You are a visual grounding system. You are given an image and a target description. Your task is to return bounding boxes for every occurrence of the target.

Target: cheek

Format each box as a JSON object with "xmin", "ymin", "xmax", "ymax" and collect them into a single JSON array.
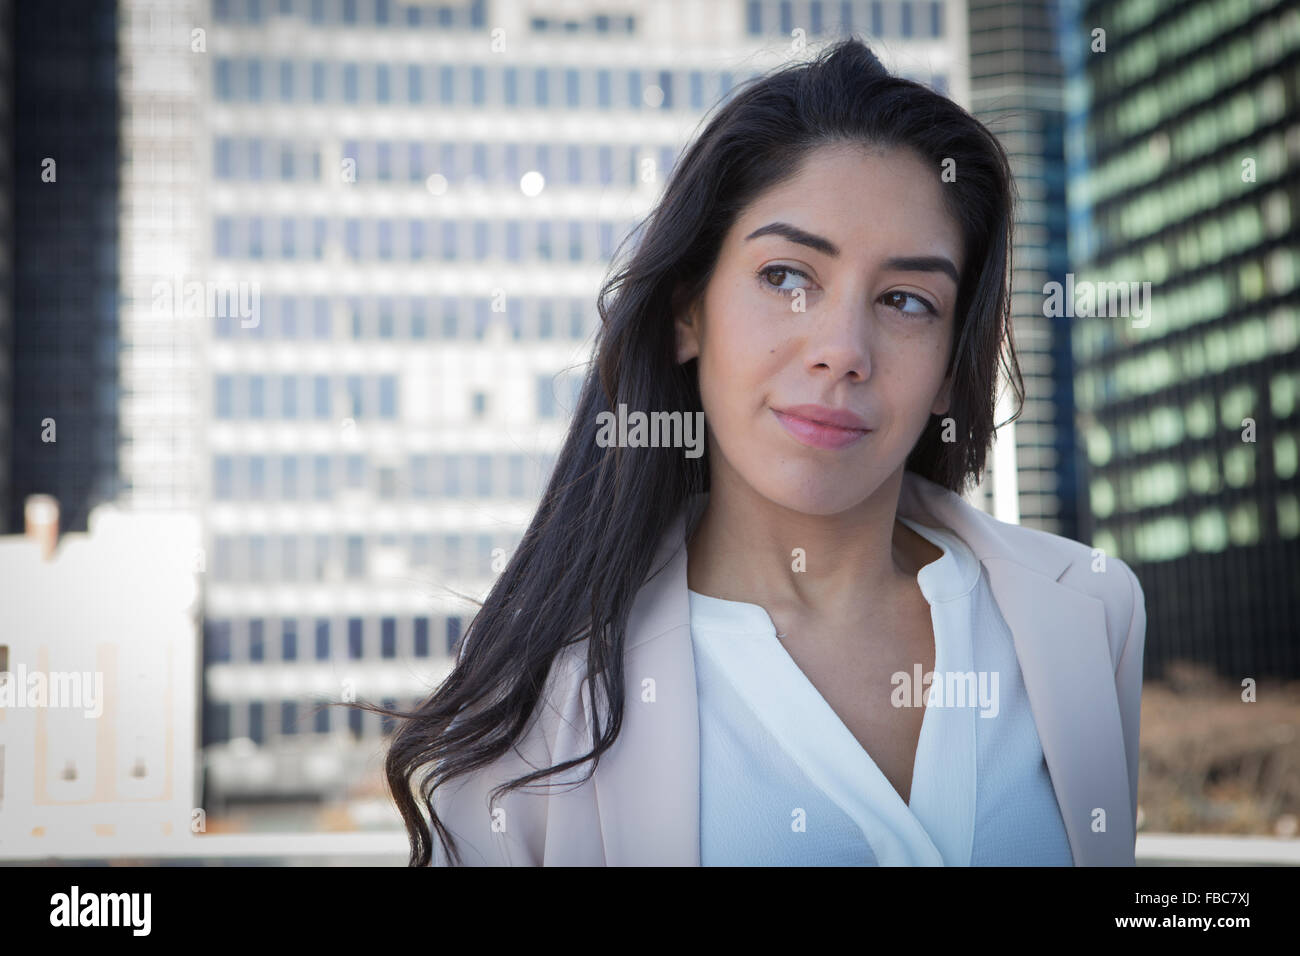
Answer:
[{"xmin": 700, "ymin": 288, "xmax": 778, "ymax": 389}]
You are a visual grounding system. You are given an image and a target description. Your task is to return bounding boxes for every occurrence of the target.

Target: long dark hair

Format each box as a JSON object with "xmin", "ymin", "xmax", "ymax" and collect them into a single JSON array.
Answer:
[{"xmin": 353, "ymin": 35, "xmax": 1024, "ymax": 866}]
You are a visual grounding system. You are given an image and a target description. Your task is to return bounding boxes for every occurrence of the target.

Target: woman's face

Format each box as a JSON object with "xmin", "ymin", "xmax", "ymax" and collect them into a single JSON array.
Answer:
[{"xmin": 676, "ymin": 143, "xmax": 963, "ymax": 516}]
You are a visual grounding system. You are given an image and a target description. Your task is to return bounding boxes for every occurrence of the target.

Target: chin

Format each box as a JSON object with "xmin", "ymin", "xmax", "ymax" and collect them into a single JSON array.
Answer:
[{"xmin": 751, "ymin": 473, "xmax": 875, "ymax": 518}]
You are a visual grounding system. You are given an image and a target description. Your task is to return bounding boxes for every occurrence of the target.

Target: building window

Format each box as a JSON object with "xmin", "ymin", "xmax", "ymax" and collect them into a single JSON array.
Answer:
[
  {"xmin": 281, "ymin": 455, "xmax": 299, "ymax": 499},
  {"xmin": 248, "ymin": 139, "xmax": 264, "ymax": 180},
  {"xmin": 410, "ymin": 298, "xmax": 427, "ymax": 338},
  {"xmin": 313, "ymin": 454, "xmax": 331, "ymax": 499},
  {"xmin": 249, "ymin": 701, "xmax": 264, "ymax": 745},
  {"xmin": 214, "ymin": 455, "xmax": 234, "ymax": 500},
  {"xmin": 248, "ymin": 618, "xmax": 265, "ymax": 662},
  {"xmin": 213, "ymin": 536, "xmax": 234, "ymax": 581},
  {"xmin": 569, "ymin": 221, "xmax": 583, "ymax": 261},
  {"xmin": 508, "ymin": 455, "xmax": 526, "ymax": 497},
  {"xmin": 205, "ymin": 619, "xmax": 232, "ymax": 664},
  {"xmin": 442, "ymin": 457, "xmax": 461, "ymax": 496},
  {"xmin": 348, "ymin": 617, "xmax": 364, "ymax": 658},
  {"xmin": 627, "ymin": 70, "xmax": 641, "ymax": 109},
  {"xmin": 282, "ymin": 619, "xmax": 298, "ymax": 661},
  {"xmin": 657, "ymin": 70, "xmax": 673, "ymax": 109},
  {"xmin": 315, "ymin": 618, "xmax": 330, "ymax": 660},
  {"xmin": 281, "ymin": 376, "xmax": 298, "ymax": 419},
  {"xmin": 505, "ymin": 220, "xmax": 521, "ymax": 261},
  {"xmin": 414, "ymin": 617, "xmax": 429, "ymax": 657},
  {"xmin": 248, "ymin": 375, "xmax": 265, "ymax": 419},
  {"xmin": 504, "ymin": 66, "xmax": 518, "ymax": 106},
  {"xmin": 534, "ymin": 67, "xmax": 548, "ymax": 107},
  {"xmin": 248, "ymin": 456, "xmax": 266, "ymax": 500},
  {"xmin": 381, "ymin": 697, "xmax": 399, "ymax": 736},
  {"xmin": 313, "ymin": 375, "xmax": 331, "ymax": 419},
  {"xmin": 441, "ymin": 297, "xmax": 459, "ymax": 338},
  {"xmin": 281, "ymin": 700, "xmax": 298, "ymax": 735},
  {"xmin": 215, "ymin": 137, "xmax": 233, "ymax": 178},
  {"xmin": 280, "ymin": 533, "xmax": 299, "ymax": 578},
  {"xmin": 537, "ymin": 374, "xmax": 557, "ymax": 419},
  {"xmin": 441, "ymin": 220, "xmax": 457, "ymax": 260},
  {"xmin": 411, "ymin": 455, "xmax": 430, "ymax": 497},
  {"xmin": 346, "ymin": 535, "xmax": 365, "ymax": 578},
  {"xmin": 278, "ymin": 60, "xmax": 294, "ymax": 101},
  {"xmin": 439, "ymin": 65, "xmax": 455, "ymax": 105},
  {"xmin": 344, "ymin": 218, "xmax": 361, "ymax": 259},
  {"xmin": 215, "ymin": 217, "xmax": 234, "ymax": 258},
  {"xmin": 346, "ymin": 375, "xmax": 363, "ymax": 417},
  {"xmin": 215, "ymin": 58, "xmax": 234, "ymax": 99},
  {"xmin": 204, "ymin": 700, "xmax": 231, "ymax": 746},
  {"xmin": 214, "ymin": 374, "xmax": 235, "ymax": 418},
  {"xmin": 248, "ymin": 217, "xmax": 264, "ymax": 258},
  {"xmin": 345, "ymin": 454, "xmax": 365, "ymax": 490},
  {"xmin": 379, "ymin": 376, "xmax": 397, "ymax": 419},
  {"xmin": 381, "ymin": 618, "xmax": 397, "ymax": 658}
]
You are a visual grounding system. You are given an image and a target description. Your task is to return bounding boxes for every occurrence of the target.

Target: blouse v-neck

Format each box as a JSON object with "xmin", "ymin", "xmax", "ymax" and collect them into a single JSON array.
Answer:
[{"xmin": 687, "ymin": 516, "xmax": 985, "ymax": 865}]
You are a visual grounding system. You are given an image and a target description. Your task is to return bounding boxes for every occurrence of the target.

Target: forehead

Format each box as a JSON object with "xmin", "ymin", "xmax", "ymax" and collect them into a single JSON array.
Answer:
[{"xmin": 729, "ymin": 144, "xmax": 962, "ymax": 266}]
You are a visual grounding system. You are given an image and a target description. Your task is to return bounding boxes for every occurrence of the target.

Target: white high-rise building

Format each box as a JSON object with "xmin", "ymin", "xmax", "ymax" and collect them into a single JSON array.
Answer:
[{"xmin": 189, "ymin": 0, "xmax": 964, "ymax": 819}]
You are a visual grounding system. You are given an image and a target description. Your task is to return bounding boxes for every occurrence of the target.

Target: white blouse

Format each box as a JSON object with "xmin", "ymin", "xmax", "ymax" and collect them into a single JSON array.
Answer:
[{"xmin": 688, "ymin": 515, "xmax": 1074, "ymax": 866}]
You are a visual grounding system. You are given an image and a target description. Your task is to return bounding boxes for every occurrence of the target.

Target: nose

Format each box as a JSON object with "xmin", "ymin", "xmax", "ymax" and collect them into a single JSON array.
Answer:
[{"xmin": 805, "ymin": 293, "xmax": 872, "ymax": 382}]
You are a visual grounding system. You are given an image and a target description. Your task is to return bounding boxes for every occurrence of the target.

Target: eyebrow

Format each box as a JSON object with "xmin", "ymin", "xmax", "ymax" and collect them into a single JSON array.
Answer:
[{"xmin": 744, "ymin": 221, "xmax": 960, "ymax": 285}]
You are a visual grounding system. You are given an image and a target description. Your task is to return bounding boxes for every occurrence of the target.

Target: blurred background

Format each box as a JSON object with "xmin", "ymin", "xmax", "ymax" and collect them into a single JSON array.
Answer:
[{"xmin": 0, "ymin": 0, "xmax": 1296, "ymax": 866}]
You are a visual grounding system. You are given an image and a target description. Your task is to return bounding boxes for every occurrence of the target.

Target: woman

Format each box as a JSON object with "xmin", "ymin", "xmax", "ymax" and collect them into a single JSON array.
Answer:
[{"xmin": 374, "ymin": 37, "xmax": 1146, "ymax": 866}]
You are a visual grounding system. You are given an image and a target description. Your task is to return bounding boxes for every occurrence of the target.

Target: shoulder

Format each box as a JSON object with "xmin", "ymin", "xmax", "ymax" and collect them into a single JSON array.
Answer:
[
  {"xmin": 984, "ymin": 514, "xmax": 1145, "ymax": 667},
  {"xmin": 977, "ymin": 511, "xmax": 1141, "ymax": 611}
]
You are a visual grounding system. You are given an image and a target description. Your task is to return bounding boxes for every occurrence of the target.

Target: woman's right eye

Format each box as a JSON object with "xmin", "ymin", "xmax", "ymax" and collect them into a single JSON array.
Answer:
[{"xmin": 756, "ymin": 265, "xmax": 814, "ymax": 296}]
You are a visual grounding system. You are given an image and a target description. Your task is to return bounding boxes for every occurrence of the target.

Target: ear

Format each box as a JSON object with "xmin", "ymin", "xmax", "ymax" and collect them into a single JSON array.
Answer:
[
  {"xmin": 675, "ymin": 296, "xmax": 701, "ymax": 364},
  {"xmin": 931, "ymin": 372, "xmax": 953, "ymax": 417}
]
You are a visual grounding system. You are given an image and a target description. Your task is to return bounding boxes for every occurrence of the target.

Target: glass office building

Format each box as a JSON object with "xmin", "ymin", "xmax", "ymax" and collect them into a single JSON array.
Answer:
[
  {"xmin": 1066, "ymin": 0, "xmax": 1300, "ymax": 676},
  {"xmin": 9, "ymin": 0, "xmax": 122, "ymax": 534},
  {"xmin": 967, "ymin": 0, "xmax": 1079, "ymax": 538}
]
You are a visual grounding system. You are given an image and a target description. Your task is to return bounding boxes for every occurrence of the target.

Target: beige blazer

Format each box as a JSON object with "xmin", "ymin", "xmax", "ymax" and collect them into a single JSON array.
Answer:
[{"xmin": 432, "ymin": 469, "xmax": 1146, "ymax": 866}]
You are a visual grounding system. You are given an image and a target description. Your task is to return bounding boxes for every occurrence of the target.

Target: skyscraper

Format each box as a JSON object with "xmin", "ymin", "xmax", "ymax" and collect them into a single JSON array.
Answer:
[
  {"xmin": 967, "ymin": 0, "xmax": 1078, "ymax": 538},
  {"xmin": 1066, "ymin": 0, "xmax": 1300, "ymax": 676},
  {"xmin": 9, "ymin": 0, "xmax": 122, "ymax": 534}
]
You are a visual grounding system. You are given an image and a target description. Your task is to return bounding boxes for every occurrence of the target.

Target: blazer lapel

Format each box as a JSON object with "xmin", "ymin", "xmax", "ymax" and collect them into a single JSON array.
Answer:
[
  {"xmin": 899, "ymin": 474, "xmax": 1136, "ymax": 865},
  {"xmin": 978, "ymin": 558, "xmax": 1136, "ymax": 865},
  {"xmin": 590, "ymin": 472, "xmax": 1134, "ymax": 866},
  {"xmin": 587, "ymin": 505, "xmax": 700, "ymax": 865}
]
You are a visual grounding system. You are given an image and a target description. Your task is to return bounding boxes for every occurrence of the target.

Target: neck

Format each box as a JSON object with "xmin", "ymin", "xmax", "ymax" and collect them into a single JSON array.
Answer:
[{"xmin": 685, "ymin": 466, "xmax": 939, "ymax": 626}]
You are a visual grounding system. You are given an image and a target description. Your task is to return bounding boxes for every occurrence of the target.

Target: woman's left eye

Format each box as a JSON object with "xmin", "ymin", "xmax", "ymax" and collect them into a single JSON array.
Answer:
[
  {"xmin": 881, "ymin": 290, "xmax": 938, "ymax": 316},
  {"xmin": 756, "ymin": 265, "xmax": 814, "ymax": 295}
]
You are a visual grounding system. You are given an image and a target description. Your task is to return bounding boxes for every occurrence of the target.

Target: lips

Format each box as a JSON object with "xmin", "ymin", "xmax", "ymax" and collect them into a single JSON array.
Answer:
[
  {"xmin": 772, "ymin": 406, "xmax": 872, "ymax": 450},
  {"xmin": 775, "ymin": 404, "xmax": 872, "ymax": 431}
]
